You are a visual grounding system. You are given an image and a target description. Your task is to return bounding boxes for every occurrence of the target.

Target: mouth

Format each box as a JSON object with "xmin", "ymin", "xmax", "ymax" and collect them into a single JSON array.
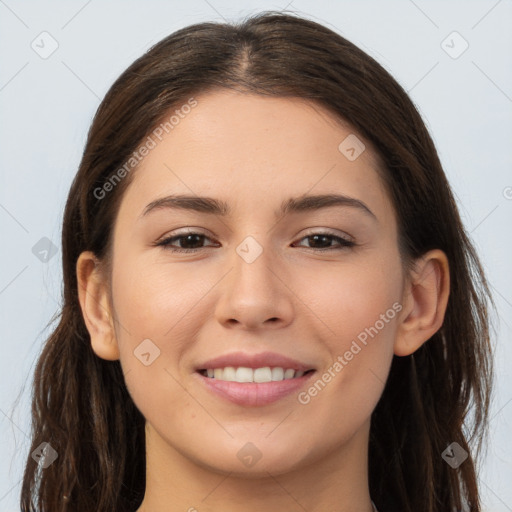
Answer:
[
  {"xmin": 195, "ymin": 367, "xmax": 316, "ymax": 407},
  {"xmin": 193, "ymin": 351, "xmax": 317, "ymax": 406},
  {"xmin": 197, "ymin": 367, "xmax": 316, "ymax": 382},
  {"xmin": 194, "ymin": 350, "xmax": 316, "ymax": 382}
]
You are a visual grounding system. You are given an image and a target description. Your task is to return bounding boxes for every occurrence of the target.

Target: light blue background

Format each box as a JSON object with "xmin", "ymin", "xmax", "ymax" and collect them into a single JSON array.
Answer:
[{"xmin": 1, "ymin": 1, "xmax": 511, "ymax": 510}]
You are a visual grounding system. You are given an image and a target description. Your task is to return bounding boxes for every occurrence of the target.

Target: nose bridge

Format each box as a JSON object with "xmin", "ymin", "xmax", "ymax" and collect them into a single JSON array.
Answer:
[{"xmin": 214, "ymin": 233, "xmax": 293, "ymax": 328}]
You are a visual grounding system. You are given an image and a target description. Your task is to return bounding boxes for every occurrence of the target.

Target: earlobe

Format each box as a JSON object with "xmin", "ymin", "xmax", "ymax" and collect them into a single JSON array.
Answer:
[
  {"xmin": 394, "ymin": 249, "xmax": 450, "ymax": 357},
  {"xmin": 76, "ymin": 251, "xmax": 120, "ymax": 361}
]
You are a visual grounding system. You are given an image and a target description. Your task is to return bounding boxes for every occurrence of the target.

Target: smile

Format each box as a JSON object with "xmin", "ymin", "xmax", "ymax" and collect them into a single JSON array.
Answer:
[
  {"xmin": 198, "ymin": 366, "xmax": 315, "ymax": 382},
  {"xmin": 195, "ymin": 368, "xmax": 317, "ymax": 407}
]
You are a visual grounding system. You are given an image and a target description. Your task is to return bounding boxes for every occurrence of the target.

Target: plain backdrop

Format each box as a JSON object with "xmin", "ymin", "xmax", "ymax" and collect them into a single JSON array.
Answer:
[{"xmin": 1, "ymin": 0, "xmax": 511, "ymax": 510}]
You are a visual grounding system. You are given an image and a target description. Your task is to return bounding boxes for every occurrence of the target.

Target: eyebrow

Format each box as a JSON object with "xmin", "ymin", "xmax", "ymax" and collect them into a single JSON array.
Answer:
[{"xmin": 140, "ymin": 193, "xmax": 377, "ymax": 220}]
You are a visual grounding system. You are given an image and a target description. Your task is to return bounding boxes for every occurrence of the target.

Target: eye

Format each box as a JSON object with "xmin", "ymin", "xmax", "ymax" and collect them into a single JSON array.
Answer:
[
  {"xmin": 292, "ymin": 231, "xmax": 355, "ymax": 251},
  {"xmin": 154, "ymin": 230, "xmax": 217, "ymax": 253},
  {"xmin": 153, "ymin": 230, "xmax": 356, "ymax": 253}
]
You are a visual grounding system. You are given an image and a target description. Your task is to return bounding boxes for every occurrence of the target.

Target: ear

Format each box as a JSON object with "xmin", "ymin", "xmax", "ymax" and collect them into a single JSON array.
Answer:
[
  {"xmin": 394, "ymin": 249, "xmax": 450, "ymax": 357},
  {"xmin": 76, "ymin": 251, "xmax": 120, "ymax": 361}
]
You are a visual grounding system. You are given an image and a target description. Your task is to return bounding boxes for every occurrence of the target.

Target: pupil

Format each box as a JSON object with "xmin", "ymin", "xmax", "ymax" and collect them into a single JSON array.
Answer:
[
  {"xmin": 310, "ymin": 235, "xmax": 329, "ymax": 248},
  {"xmin": 182, "ymin": 234, "xmax": 203, "ymax": 248}
]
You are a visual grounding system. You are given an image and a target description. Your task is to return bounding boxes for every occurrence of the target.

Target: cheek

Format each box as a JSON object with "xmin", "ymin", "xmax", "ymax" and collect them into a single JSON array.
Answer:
[
  {"xmin": 303, "ymin": 250, "xmax": 403, "ymax": 344},
  {"xmin": 297, "ymin": 253, "xmax": 402, "ymax": 421},
  {"xmin": 110, "ymin": 250, "xmax": 203, "ymax": 342},
  {"xmin": 110, "ymin": 256, "xmax": 200, "ymax": 424}
]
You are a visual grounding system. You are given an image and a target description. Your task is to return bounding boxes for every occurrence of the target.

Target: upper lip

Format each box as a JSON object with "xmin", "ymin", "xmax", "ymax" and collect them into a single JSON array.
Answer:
[{"xmin": 196, "ymin": 351, "xmax": 316, "ymax": 372}]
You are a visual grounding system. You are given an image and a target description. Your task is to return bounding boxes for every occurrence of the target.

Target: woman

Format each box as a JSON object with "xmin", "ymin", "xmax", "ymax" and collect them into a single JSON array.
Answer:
[{"xmin": 20, "ymin": 11, "xmax": 494, "ymax": 512}]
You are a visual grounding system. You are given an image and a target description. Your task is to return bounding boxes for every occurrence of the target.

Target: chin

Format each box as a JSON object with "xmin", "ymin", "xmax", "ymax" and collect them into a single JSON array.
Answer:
[{"xmin": 186, "ymin": 439, "xmax": 308, "ymax": 477}]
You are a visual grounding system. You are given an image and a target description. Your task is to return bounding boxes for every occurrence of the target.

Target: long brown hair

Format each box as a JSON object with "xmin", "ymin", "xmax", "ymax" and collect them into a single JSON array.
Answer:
[{"xmin": 20, "ymin": 11, "xmax": 494, "ymax": 511}]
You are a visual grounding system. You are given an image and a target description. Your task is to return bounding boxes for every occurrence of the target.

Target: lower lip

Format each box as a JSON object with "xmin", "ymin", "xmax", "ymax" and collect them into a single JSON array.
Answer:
[{"xmin": 195, "ymin": 371, "xmax": 316, "ymax": 407}]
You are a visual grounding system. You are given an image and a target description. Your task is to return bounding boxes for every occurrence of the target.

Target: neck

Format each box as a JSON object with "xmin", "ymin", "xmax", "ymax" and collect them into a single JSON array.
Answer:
[{"xmin": 136, "ymin": 420, "xmax": 374, "ymax": 512}]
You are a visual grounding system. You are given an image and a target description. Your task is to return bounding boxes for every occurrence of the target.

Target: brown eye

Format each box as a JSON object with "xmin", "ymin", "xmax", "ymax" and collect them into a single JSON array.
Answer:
[
  {"xmin": 293, "ymin": 232, "xmax": 355, "ymax": 251},
  {"xmin": 155, "ymin": 231, "xmax": 217, "ymax": 253}
]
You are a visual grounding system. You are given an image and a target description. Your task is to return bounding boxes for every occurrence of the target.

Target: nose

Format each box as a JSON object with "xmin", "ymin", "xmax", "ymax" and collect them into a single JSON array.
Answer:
[{"xmin": 214, "ymin": 239, "xmax": 294, "ymax": 331}]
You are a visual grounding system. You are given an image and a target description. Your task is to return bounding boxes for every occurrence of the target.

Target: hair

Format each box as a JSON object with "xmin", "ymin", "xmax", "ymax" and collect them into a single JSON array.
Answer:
[{"xmin": 20, "ymin": 10, "xmax": 494, "ymax": 512}]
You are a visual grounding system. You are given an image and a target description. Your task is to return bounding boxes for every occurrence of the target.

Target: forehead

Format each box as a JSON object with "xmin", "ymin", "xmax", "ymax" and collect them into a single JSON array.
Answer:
[{"xmin": 117, "ymin": 90, "xmax": 393, "ymax": 226}]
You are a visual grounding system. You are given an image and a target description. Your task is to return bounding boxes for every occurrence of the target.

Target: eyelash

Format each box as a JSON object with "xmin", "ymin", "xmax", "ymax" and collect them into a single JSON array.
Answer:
[{"xmin": 154, "ymin": 230, "xmax": 356, "ymax": 253}]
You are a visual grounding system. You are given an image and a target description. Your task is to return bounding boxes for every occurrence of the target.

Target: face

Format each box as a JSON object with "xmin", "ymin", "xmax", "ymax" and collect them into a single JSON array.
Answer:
[{"xmin": 104, "ymin": 90, "xmax": 406, "ymax": 476}]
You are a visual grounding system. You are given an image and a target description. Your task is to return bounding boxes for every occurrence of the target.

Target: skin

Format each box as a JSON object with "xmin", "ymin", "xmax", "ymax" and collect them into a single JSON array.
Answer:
[{"xmin": 77, "ymin": 89, "xmax": 450, "ymax": 512}]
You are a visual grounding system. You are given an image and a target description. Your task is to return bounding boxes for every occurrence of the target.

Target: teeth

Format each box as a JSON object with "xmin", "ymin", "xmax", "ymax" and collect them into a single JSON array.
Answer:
[
  {"xmin": 271, "ymin": 367, "xmax": 284, "ymax": 380},
  {"xmin": 223, "ymin": 367, "xmax": 236, "ymax": 381},
  {"xmin": 236, "ymin": 367, "xmax": 253, "ymax": 382},
  {"xmin": 202, "ymin": 366, "xmax": 309, "ymax": 382},
  {"xmin": 284, "ymin": 369, "xmax": 295, "ymax": 379},
  {"xmin": 253, "ymin": 367, "xmax": 271, "ymax": 383}
]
